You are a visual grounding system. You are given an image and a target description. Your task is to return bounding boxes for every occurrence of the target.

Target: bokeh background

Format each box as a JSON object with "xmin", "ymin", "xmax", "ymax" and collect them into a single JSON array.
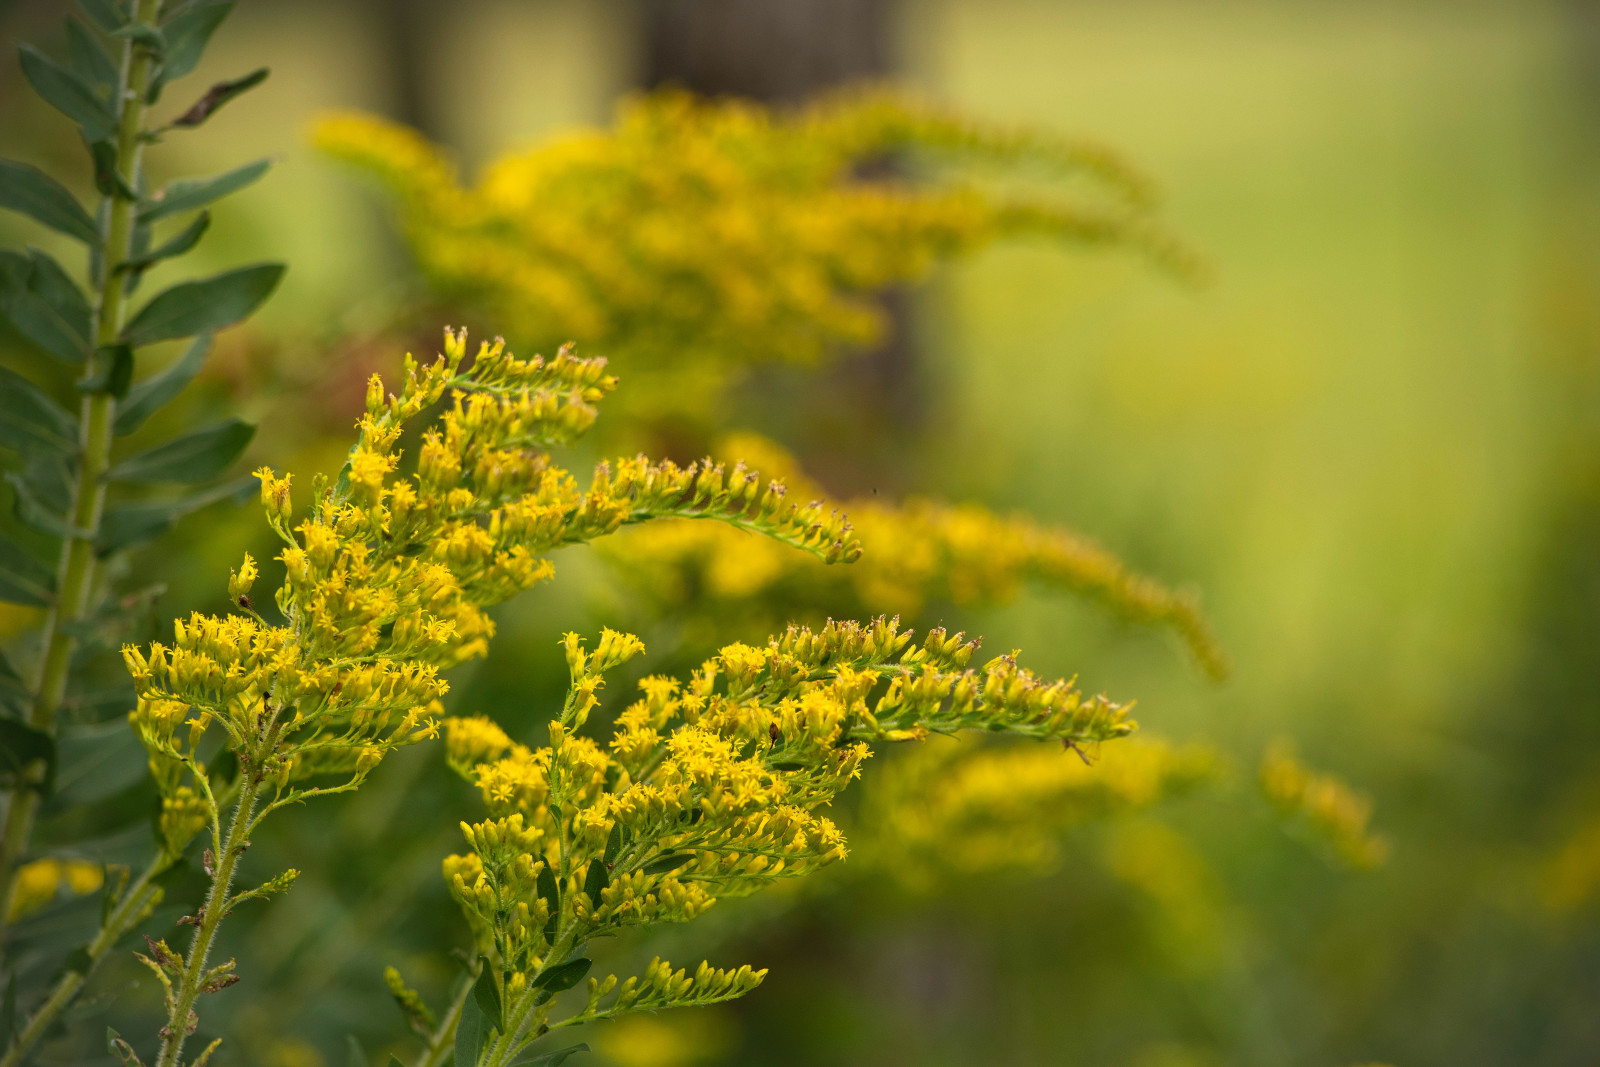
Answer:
[{"xmin": 4, "ymin": 1, "xmax": 1599, "ymax": 1064}]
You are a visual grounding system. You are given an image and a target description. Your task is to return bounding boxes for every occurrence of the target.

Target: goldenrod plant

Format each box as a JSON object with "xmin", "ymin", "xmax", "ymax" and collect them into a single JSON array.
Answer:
[
  {"xmin": 0, "ymin": 2, "xmax": 278, "ymax": 1062},
  {"xmin": 313, "ymin": 89, "xmax": 1201, "ymax": 422}
]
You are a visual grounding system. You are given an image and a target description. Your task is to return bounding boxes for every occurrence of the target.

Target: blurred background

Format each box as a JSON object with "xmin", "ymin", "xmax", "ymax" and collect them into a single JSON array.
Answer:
[{"xmin": 3, "ymin": 0, "xmax": 1599, "ymax": 1064}]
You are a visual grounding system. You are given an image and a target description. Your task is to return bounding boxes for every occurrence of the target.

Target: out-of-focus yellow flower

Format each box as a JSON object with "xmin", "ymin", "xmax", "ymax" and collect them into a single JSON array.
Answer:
[
  {"xmin": 1260, "ymin": 739, "xmax": 1388, "ymax": 870},
  {"xmin": 314, "ymin": 89, "xmax": 1195, "ymax": 419},
  {"xmin": 6, "ymin": 857, "xmax": 104, "ymax": 921}
]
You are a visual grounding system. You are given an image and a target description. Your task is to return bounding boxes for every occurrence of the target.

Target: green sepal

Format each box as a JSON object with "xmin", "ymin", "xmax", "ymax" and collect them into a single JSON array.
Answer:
[
  {"xmin": 507, "ymin": 1045, "xmax": 589, "ymax": 1067},
  {"xmin": 0, "ymin": 717, "xmax": 57, "ymax": 797},
  {"xmin": 171, "ymin": 67, "xmax": 268, "ymax": 128},
  {"xmin": 532, "ymin": 957, "xmax": 591, "ymax": 993},
  {"xmin": 0, "ymin": 531, "xmax": 56, "ymax": 608},
  {"xmin": 120, "ymin": 211, "xmax": 209, "ymax": 279},
  {"xmin": 108, "ymin": 417, "xmax": 252, "ymax": 483},
  {"xmin": 0, "ymin": 248, "xmax": 94, "ymax": 362},
  {"xmin": 121, "ymin": 261, "xmax": 284, "ymax": 345},
  {"xmin": 115, "ymin": 333, "xmax": 209, "ymax": 436},
  {"xmin": 78, "ymin": 0, "xmax": 129, "ymax": 33},
  {"xmin": 65, "ymin": 17, "xmax": 119, "ymax": 91},
  {"xmin": 80, "ymin": 343, "xmax": 135, "ymax": 398},
  {"xmin": 17, "ymin": 43, "xmax": 117, "ymax": 143},
  {"xmin": 0, "ymin": 363, "xmax": 79, "ymax": 455},
  {"xmin": 473, "ymin": 959, "xmax": 502, "ymax": 1028},
  {"xmin": 138, "ymin": 158, "xmax": 270, "ymax": 224},
  {"xmin": 96, "ymin": 474, "xmax": 254, "ymax": 552}
]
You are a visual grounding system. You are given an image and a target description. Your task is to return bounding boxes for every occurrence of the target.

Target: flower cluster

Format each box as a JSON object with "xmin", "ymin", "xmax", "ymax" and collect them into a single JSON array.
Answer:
[
  {"xmin": 602, "ymin": 432, "xmax": 1229, "ymax": 677},
  {"xmin": 1259, "ymin": 740, "xmax": 1388, "ymax": 869},
  {"xmin": 438, "ymin": 617, "xmax": 1131, "ymax": 1059},
  {"xmin": 123, "ymin": 331, "xmax": 864, "ymax": 843},
  {"xmin": 855, "ymin": 735, "xmax": 1221, "ymax": 889},
  {"xmin": 313, "ymin": 89, "xmax": 1195, "ymax": 416}
]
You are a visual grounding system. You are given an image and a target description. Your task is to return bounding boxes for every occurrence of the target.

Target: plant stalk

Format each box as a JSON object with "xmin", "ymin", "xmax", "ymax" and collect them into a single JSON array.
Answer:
[
  {"xmin": 0, "ymin": 0, "xmax": 162, "ymax": 938},
  {"xmin": 0, "ymin": 854, "xmax": 169, "ymax": 1067},
  {"xmin": 154, "ymin": 774, "xmax": 261, "ymax": 1067}
]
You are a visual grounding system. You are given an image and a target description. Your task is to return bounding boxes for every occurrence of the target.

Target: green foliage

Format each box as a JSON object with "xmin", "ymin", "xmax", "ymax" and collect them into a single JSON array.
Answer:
[{"xmin": 0, "ymin": 2, "xmax": 278, "ymax": 1063}]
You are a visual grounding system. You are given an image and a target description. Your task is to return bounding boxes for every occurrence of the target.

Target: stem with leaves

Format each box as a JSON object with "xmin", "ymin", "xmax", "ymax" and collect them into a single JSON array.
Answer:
[{"xmin": 0, "ymin": 0, "xmax": 163, "ymax": 956}]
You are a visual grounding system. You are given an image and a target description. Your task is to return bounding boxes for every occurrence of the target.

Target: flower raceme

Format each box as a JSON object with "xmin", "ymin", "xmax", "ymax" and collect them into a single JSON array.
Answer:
[
  {"xmin": 115, "ymin": 329, "xmax": 867, "ymax": 1065},
  {"xmin": 433, "ymin": 617, "xmax": 1133, "ymax": 1063}
]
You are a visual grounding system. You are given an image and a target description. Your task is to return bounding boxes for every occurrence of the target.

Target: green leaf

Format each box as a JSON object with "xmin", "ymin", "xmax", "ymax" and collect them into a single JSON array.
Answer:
[
  {"xmin": 121, "ymin": 262, "xmax": 283, "ymax": 344},
  {"xmin": 388, "ymin": 1058, "xmax": 406, "ymax": 1067},
  {"xmin": 507, "ymin": 1045, "xmax": 589, "ymax": 1067},
  {"xmin": 77, "ymin": 0, "xmax": 129, "ymax": 33},
  {"xmin": 639, "ymin": 853, "xmax": 691, "ymax": 876},
  {"xmin": 0, "ymin": 717, "xmax": 57, "ymax": 796},
  {"xmin": 65, "ymin": 18, "xmax": 119, "ymax": 91},
  {"xmin": 345, "ymin": 1034, "xmax": 366, "ymax": 1067},
  {"xmin": 139, "ymin": 158, "xmax": 270, "ymax": 223},
  {"xmin": 51, "ymin": 719, "xmax": 146, "ymax": 806},
  {"xmin": 603, "ymin": 821, "xmax": 622, "ymax": 866},
  {"xmin": 96, "ymin": 474, "xmax": 253, "ymax": 551},
  {"xmin": 171, "ymin": 67, "xmax": 268, "ymax": 128},
  {"xmin": 90, "ymin": 140, "xmax": 138, "ymax": 201},
  {"xmin": 153, "ymin": 2, "xmax": 232, "ymax": 87},
  {"xmin": 17, "ymin": 43, "xmax": 116, "ymax": 143},
  {"xmin": 455, "ymin": 983, "xmax": 487, "ymax": 1067},
  {"xmin": 0, "ymin": 157, "xmax": 98, "ymax": 243},
  {"xmin": 121, "ymin": 211, "xmax": 209, "ymax": 277},
  {"xmin": 0, "ymin": 532, "xmax": 52, "ymax": 608},
  {"xmin": 116, "ymin": 333, "xmax": 208, "ymax": 436},
  {"xmin": 532, "ymin": 958, "xmax": 591, "ymax": 993},
  {"xmin": 19, "ymin": 450, "xmax": 75, "ymax": 517},
  {"xmin": 583, "ymin": 857, "xmax": 608, "ymax": 906},
  {"xmin": 7, "ymin": 471, "xmax": 77, "ymax": 539},
  {"xmin": 0, "ymin": 364, "xmax": 78, "ymax": 455},
  {"xmin": 108, "ymin": 417, "xmax": 253, "ymax": 483},
  {"xmin": 0, "ymin": 248, "xmax": 94, "ymax": 363},
  {"xmin": 473, "ymin": 961, "xmax": 501, "ymax": 1028},
  {"xmin": 80, "ymin": 343, "xmax": 135, "ymax": 398}
]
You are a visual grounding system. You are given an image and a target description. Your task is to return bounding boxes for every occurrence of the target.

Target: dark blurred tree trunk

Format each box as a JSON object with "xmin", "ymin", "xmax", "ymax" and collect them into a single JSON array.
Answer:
[
  {"xmin": 638, "ymin": 0, "xmax": 922, "ymax": 492},
  {"xmin": 369, "ymin": 0, "xmax": 446, "ymax": 141}
]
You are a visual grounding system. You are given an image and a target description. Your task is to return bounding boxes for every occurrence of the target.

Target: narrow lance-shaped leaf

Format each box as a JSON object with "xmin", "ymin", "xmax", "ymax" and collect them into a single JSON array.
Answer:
[
  {"xmin": 91, "ymin": 141, "xmax": 139, "ymax": 202},
  {"xmin": 454, "ymin": 985, "xmax": 487, "ymax": 1067},
  {"xmin": 139, "ymin": 158, "xmax": 270, "ymax": 223},
  {"xmin": 96, "ymin": 475, "xmax": 255, "ymax": 552},
  {"xmin": 0, "ymin": 531, "xmax": 55, "ymax": 608},
  {"xmin": 120, "ymin": 211, "xmax": 209, "ymax": 278},
  {"xmin": 77, "ymin": 0, "xmax": 129, "ymax": 33},
  {"xmin": 149, "ymin": 1, "xmax": 233, "ymax": 93},
  {"xmin": 0, "ymin": 248, "xmax": 94, "ymax": 363},
  {"xmin": 116, "ymin": 333, "xmax": 210, "ymax": 436},
  {"xmin": 80, "ymin": 343, "xmax": 135, "ymax": 398},
  {"xmin": 171, "ymin": 67, "xmax": 268, "ymax": 128},
  {"xmin": 0, "ymin": 159, "xmax": 99, "ymax": 244},
  {"xmin": 507, "ymin": 1046, "xmax": 589, "ymax": 1067},
  {"xmin": 17, "ymin": 43, "xmax": 117, "ymax": 142},
  {"xmin": 65, "ymin": 17, "xmax": 119, "ymax": 91},
  {"xmin": 6, "ymin": 471, "xmax": 78, "ymax": 539},
  {"xmin": 121, "ymin": 262, "xmax": 284, "ymax": 345},
  {"xmin": 108, "ymin": 418, "xmax": 253, "ymax": 483},
  {"xmin": 0, "ymin": 364, "xmax": 79, "ymax": 455}
]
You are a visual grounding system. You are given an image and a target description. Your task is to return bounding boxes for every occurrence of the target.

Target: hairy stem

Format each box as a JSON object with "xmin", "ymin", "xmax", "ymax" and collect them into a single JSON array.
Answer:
[
  {"xmin": 479, "ymin": 925, "xmax": 579, "ymax": 1067},
  {"xmin": 155, "ymin": 773, "xmax": 261, "ymax": 1067},
  {"xmin": 0, "ymin": 853, "xmax": 170, "ymax": 1067},
  {"xmin": 0, "ymin": 0, "xmax": 162, "ymax": 939}
]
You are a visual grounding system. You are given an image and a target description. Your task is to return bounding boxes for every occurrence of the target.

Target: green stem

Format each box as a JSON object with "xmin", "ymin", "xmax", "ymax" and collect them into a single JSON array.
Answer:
[
  {"xmin": 155, "ymin": 774, "xmax": 262, "ymax": 1067},
  {"xmin": 0, "ymin": 0, "xmax": 162, "ymax": 939},
  {"xmin": 414, "ymin": 966, "xmax": 477, "ymax": 1067},
  {"xmin": 479, "ymin": 926, "xmax": 579, "ymax": 1067},
  {"xmin": 0, "ymin": 853, "xmax": 170, "ymax": 1067}
]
